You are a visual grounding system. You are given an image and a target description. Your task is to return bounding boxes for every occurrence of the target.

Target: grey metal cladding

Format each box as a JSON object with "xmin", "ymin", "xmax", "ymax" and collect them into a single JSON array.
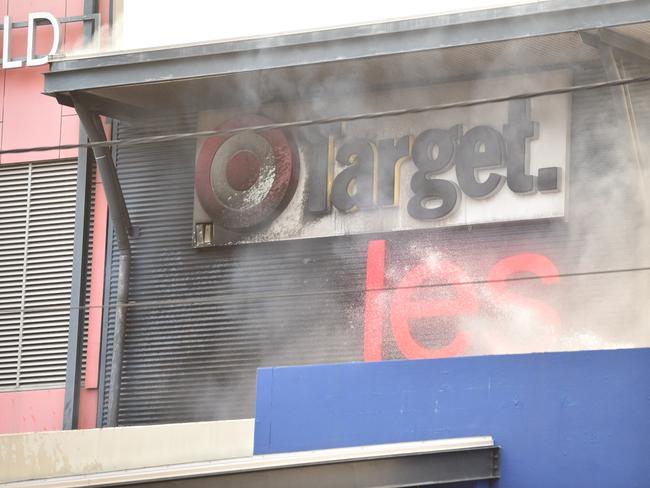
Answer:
[{"xmin": 44, "ymin": 1, "xmax": 650, "ymax": 95}]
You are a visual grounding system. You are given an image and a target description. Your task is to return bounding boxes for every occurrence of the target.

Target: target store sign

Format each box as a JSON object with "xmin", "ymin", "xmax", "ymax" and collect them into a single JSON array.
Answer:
[{"xmin": 193, "ymin": 71, "xmax": 570, "ymax": 246}]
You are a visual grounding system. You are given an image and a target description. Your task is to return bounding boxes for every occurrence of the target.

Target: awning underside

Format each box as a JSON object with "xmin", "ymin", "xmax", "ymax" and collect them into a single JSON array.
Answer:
[{"xmin": 43, "ymin": 1, "xmax": 650, "ymax": 121}]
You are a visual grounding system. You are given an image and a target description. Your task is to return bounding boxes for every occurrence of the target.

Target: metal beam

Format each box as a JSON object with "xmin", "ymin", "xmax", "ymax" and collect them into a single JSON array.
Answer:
[
  {"xmin": 599, "ymin": 28, "xmax": 650, "ymax": 63},
  {"xmin": 580, "ymin": 28, "xmax": 650, "ymax": 65},
  {"xmin": 4, "ymin": 437, "xmax": 500, "ymax": 488},
  {"xmin": 96, "ymin": 210, "xmax": 115, "ymax": 428},
  {"xmin": 44, "ymin": 0, "xmax": 650, "ymax": 94},
  {"xmin": 152, "ymin": 448, "xmax": 500, "ymax": 488},
  {"xmin": 72, "ymin": 97, "xmax": 132, "ymax": 251},
  {"xmin": 62, "ymin": 128, "xmax": 93, "ymax": 430},
  {"xmin": 58, "ymin": 91, "xmax": 145, "ymax": 120},
  {"xmin": 82, "ymin": 0, "xmax": 98, "ymax": 40},
  {"xmin": 62, "ymin": 0, "xmax": 102, "ymax": 431},
  {"xmin": 106, "ymin": 252, "xmax": 129, "ymax": 427},
  {"xmin": 71, "ymin": 96, "xmax": 133, "ymax": 427},
  {"xmin": 0, "ymin": 14, "xmax": 100, "ymax": 30}
]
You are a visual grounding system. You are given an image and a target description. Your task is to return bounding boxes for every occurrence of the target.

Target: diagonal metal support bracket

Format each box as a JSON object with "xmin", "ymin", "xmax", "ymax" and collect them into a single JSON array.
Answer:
[
  {"xmin": 72, "ymin": 95, "xmax": 133, "ymax": 427},
  {"xmin": 580, "ymin": 28, "xmax": 650, "ymax": 65},
  {"xmin": 72, "ymin": 95, "xmax": 133, "ymax": 251}
]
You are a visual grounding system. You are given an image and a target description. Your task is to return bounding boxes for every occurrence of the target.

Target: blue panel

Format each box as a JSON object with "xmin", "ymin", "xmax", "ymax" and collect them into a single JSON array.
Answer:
[{"xmin": 254, "ymin": 348, "xmax": 650, "ymax": 488}]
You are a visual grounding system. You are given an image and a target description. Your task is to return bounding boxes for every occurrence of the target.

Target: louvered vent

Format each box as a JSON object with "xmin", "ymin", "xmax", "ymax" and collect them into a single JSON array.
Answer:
[{"xmin": 0, "ymin": 160, "xmax": 78, "ymax": 389}]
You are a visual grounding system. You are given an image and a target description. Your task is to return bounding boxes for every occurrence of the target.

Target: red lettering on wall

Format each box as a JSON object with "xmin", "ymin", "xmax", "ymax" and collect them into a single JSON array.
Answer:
[
  {"xmin": 390, "ymin": 260, "xmax": 478, "ymax": 359},
  {"xmin": 487, "ymin": 253, "xmax": 561, "ymax": 330},
  {"xmin": 363, "ymin": 240, "xmax": 386, "ymax": 361},
  {"xmin": 363, "ymin": 243, "xmax": 561, "ymax": 361}
]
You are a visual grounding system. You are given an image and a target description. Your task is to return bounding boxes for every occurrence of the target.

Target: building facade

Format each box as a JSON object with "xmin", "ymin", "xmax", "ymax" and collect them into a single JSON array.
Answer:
[
  {"xmin": 0, "ymin": 0, "xmax": 110, "ymax": 433},
  {"xmin": 45, "ymin": 0, "xmax": 650, "ymax": 428},
  {"xmin": 1, "ymin": 1, "xmax": 650, "ymax": 485}
]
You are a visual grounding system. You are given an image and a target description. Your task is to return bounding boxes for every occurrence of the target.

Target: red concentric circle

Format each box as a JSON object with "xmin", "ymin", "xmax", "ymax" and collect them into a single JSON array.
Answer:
[{"xmin": 195, "ymin": 115, "xmax": 298, "ymax": 230}]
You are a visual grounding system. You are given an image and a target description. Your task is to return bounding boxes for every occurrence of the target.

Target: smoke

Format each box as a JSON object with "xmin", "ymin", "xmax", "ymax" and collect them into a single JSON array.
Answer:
[
  {"xmin": 100, "ymin": 17, "xmax": 650, "ymax": 424},
  {"xmin": 224, "ymin": 63, "xmax": 649, "ymax": 368},
  {"xmin": 403, "ymin": 44, "xmax": 649, "ymax": 358},
  {"xmin": 61, "ymin": 12, "xmax": 124, "ymax": 57},
  {"xmin": 373, "ymin": 49, "xmax": 650, "ymax": 358}
]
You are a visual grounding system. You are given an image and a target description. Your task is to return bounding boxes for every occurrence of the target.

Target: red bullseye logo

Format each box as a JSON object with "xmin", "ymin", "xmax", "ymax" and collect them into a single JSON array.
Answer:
[{"xmin": 195, "ymin": 115, "xmax": 298, "ymax": 230}]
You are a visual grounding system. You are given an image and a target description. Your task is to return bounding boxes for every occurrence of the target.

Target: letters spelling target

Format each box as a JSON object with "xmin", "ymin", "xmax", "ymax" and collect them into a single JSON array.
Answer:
[{"xmin": 195, "ymin": 115, "xmax": 298, "ymax": 230}]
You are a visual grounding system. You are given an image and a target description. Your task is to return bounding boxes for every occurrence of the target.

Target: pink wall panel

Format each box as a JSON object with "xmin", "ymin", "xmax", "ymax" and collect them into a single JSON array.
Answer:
[
  {"xmin": 82, "ymin": 1, "xmax": 112, "ymax": 424},
  {"xmin": 66, "ymin": 0, "xmax": 84, "ymax": 22},
  {"xmin": 78, "ymin": 387, "xmax": 98, "ymax": 429},
  {"xmin": 1, "ymin": 0, "xmax": 112, "ymax": 433},
  {"xmin": 62, "ymin": 0, "xmax": 85, "ymax": 116},
  {"xmin": 0, "ymin": 388, "xmax": 99, "ymax": 433},
  {"xmin": 62, "ymin": 19, "xmax": 84, "ymax": 60},
  {"xmin": 1, "ymin": 0, "xmax": 86, "ymax": 162},
  {"xmin": 0, "ymin": 389, "xmax": 64, "ymax": 434},
  {"xmin": 7, "ymin": 0, "xmax": 65, "ymax": 59},
  {"xmin": 2, "ymin": 65, "xmax": 61, "ymax": 163},
  {"xmin": 0, "ymin": 71, "xmax": 5, "ymax": 123},
  {"xmin": 7, "ymin": 0, "xmax": 66, "ymax": 19},
  {"xmin": 0, "ymin": 0, "xmax": 6, "ymax": 122},
  {"xmin": 60, "ymin": 113, "xmax": 79, "ymax": 159},
  {"xmin": 85, "ymin": 176, "xmax": 108, "ymax": 389},
  {"xmin": 61, "ymin": 16, "xmax": 84, "ymax": 116}
]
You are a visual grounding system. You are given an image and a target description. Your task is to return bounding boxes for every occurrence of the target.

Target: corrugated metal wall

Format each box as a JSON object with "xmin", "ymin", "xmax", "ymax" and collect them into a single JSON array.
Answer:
[
  {"xmin": 100, "ymin": 61, "xmax": 650, "ymax": 426},
  {"xmin": 81, "ymin": 163, "xmax": 96, "ymax": 387},
  {"xmin": 100, "ymin": 115, "xmax": 369, "ymax": 424}
]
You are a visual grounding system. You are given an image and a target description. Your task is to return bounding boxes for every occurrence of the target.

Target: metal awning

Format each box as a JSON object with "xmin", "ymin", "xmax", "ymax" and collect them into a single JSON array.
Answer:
[
  {"xmin": 43, "ymin": 0, "xmax": 650, "ymax": 120},
  {"xmin": 4, "ymin": 437, "xmax": 499, "ymax": 487}
]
